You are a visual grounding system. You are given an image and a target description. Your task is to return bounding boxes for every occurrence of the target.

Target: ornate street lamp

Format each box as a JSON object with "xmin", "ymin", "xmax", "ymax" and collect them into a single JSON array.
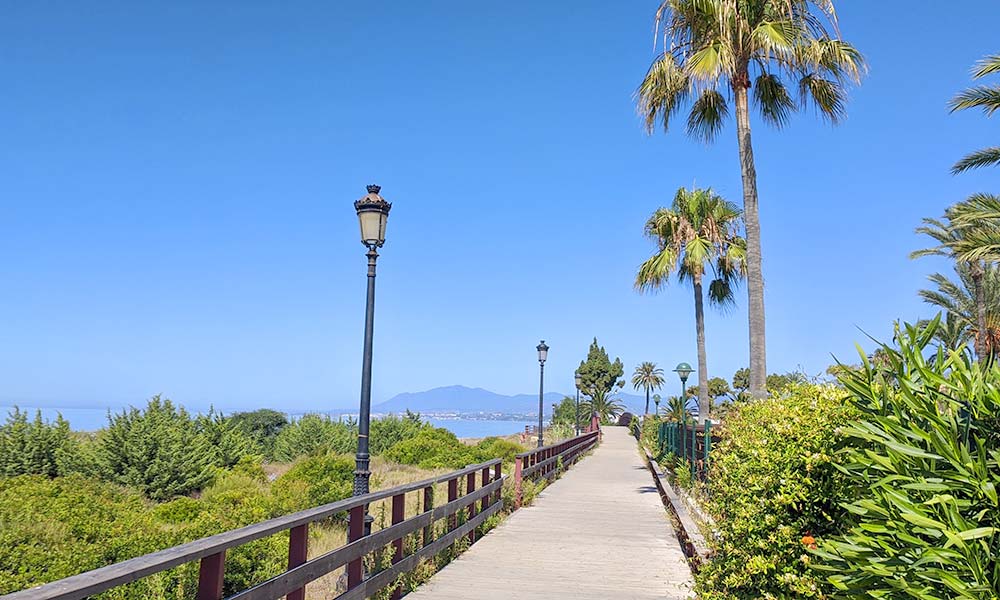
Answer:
[
  {"xmin": 353, "ymin": 185, "xmax": 392, "ymax": 513},
  {"xmin": 574, "ymin": 369, "xmax": 582, "ymax": 436},
  {"xmin": 673, "ymin": 362, "xmax": 693, "ymax": 402},
  {"xmin": 536, "ymin": 340, "xmax": 548, "ymax": 447}
]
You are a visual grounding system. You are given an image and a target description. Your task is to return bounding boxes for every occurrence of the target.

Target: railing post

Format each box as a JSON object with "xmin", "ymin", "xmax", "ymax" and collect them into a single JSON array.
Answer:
[
  {"xmin": 481, "ymin": 465, "xmax": 491, "ymax": 516},
  {"xmin": 466, "ymin": 471, "xmax": 477, "ymax": 543},
  {"xmin": 447, "ymin": 477, "xmax": 459, "ymax": 554},
  {"xmin": 196, "ymin": 551, "xmax": 226, "ymax": 600},
  {"xmin": 514, "ymin": 455, "xmax": 523, "ymax": 509},
  {"xmin": 704, "ymin": 420, "xmax": 711, "ymax": 484},
  {"xmin": 690, "ymin": 421, "xmax": 697, "ymax": 481},
  {"xmin": 390, "ymin": 493, "xmax": 406, "ymax": 600},
  {"xmin": 287, "ymin": 524, "xmax": 309, "ymax": 600},
  {"xmin": 422, "ymin": 485, "xmax": 434, "ymax": 548},
  {"xmin": 493, "ymin": 462, "xmax": 502, "ymax": 505},
  {"xmin": 347, "ymin": 504, "xmax": 365, "ymax": 589}
]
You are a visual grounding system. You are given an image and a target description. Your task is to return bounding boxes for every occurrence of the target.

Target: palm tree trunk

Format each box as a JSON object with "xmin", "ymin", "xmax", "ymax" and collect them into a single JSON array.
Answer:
[
  {"xmin": 644, "ymin": 387, "xmax": 650, "ymax": 415},
  {"xmin": 734, "ymin": 83, "xmax": 768, "ymax": 399},
  {"xmin": 693, "ymin": 278, "xmax": 710, "ymax": 423},
  {"xmin": 972, "ymin": 260, "xmax": 988, "ymax": 363}
]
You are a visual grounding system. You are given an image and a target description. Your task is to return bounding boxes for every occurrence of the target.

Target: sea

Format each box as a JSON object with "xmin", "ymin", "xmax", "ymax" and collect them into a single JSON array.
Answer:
[{"xmin": 0, "ymin": 405, "xmax": 540, "ymax": 440}]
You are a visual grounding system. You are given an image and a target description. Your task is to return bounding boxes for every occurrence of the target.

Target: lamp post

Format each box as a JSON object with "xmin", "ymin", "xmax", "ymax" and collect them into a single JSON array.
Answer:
[
  {"xmin": 673, "ymin": 362, "xmax": 693, "ymax": 404},
  {"xmin": 353, "ymin": 185, "xmax": 391, "ymax": 516},
  {"xmin": 574, "ymin": 369, "xmax": 582, "ymax": 436},
  {"xmin": 653, "ymin": 393, "xmax": 661, "ymax": 415},
  {"xmin": 536, "ymin": 340, "xmax": 548, "ymax": 447}
]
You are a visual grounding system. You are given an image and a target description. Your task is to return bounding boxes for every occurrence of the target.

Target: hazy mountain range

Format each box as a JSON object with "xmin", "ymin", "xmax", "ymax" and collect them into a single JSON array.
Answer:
[{"xmin": 374, "ymin": 385, "xmax": 650, "ymax": 416}]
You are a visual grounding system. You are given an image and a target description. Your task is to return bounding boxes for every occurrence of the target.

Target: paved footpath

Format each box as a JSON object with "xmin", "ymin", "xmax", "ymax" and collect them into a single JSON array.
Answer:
[{"xmin": 407, "ymin": 426, "xmax": 695, "ymax": 599}]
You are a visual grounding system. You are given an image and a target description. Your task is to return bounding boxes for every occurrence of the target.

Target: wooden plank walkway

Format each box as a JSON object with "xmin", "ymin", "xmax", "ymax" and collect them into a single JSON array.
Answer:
[{"xmin": 408, "ymin": 426, "xmax": 694, "ymax": 599}]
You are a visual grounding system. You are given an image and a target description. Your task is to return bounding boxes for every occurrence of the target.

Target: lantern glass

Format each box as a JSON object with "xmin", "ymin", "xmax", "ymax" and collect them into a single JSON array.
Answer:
[
  {"xmin": 358, "ymin": 209, "xmax": 384, "ymax": 246},
  {"xmin": 574, "ymin": 371, "xmax": 582, "ymax": 388}
]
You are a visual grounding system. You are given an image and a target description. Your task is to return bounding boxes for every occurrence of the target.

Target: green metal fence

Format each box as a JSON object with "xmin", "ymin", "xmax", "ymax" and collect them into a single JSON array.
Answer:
[{"xmin": 656, "ymin": 418, "xmax": 718, "ymax": 483}]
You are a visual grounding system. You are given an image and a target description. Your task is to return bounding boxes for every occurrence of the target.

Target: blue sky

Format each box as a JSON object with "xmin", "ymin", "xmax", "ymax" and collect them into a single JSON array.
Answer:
[{"xmin": 2, "ymin": 2, "xmax": 999, "ymax": 413}]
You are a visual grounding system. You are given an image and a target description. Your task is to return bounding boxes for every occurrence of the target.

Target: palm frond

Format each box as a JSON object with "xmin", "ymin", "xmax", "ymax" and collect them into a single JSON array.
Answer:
[
  {"xmin": 798, "ymin": 73, "xmax": 846, "ymax": 123},
  {"xmin": 636, "ymin": 54, "xmax": 690, "ymax": 134},
  {"xmin": 686, "ymin": 88, "xmax": 729, "ymax": 141},
  {"xmin": 951, "ymin": 147, "xmax": 1000, "ymax": 174},
  {"xmin": 948, "ymin": 85, "xmax": 1000, "ymax": 116},
  {"xmin": 753, "ymin": 73, "xmax": 795, "ymax": 127},
  {"xmin": 972, "ymin": 54, "xmax": 1000, "ymax": 78}
]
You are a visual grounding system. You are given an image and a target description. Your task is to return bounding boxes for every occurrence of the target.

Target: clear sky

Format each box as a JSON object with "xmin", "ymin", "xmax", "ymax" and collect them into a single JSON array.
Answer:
[{"xmin": 2, "ymin": 2, "xmax": 999, "ymax": 413}]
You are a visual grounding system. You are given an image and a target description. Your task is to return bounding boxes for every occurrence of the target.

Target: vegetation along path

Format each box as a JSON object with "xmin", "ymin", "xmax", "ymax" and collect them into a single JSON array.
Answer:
[{"xmin": 408, "ymin": 426, "xmax": 694, "ymax": 599}]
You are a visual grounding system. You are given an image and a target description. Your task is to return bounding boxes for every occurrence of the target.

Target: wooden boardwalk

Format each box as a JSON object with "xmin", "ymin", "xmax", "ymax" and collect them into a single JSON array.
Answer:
[{"xmin": 408, "ymin": 426, "xmax": 694, "ymax": 599}]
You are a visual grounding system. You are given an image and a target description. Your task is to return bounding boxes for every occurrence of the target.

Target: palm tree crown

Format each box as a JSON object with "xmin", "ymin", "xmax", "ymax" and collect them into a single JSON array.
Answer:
[
  {"xmin": 631, "ymin": 362, "xmax": 666, "ymax": 415},
  {"xmin": 636, "ymin": 187, "xmax": 745, "ymax": 422},
  {"xmin": 919, "ymin": 263, "xmax": 1000, "ymax": 360}
]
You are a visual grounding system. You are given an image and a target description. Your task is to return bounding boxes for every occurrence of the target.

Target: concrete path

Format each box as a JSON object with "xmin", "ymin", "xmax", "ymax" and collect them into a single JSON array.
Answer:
[{"xmin": 407, "ymin": 426, "xmax": 694, "ymax": 599}]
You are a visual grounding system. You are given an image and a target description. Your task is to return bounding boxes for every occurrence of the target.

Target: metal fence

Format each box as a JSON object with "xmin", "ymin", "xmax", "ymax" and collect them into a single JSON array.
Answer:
[{"xmin": 657, "ymin": 419, "xmax": 720, "ymax": 483}]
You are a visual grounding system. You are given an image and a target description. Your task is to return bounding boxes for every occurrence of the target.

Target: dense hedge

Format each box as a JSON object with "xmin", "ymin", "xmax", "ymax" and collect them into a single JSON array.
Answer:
[{"xmin": 696, "ymin": 384, "xmax": 859, "ymax": 599}]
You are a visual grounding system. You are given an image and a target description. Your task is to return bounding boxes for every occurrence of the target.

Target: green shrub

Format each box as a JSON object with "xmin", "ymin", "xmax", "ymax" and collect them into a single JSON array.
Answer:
[
  {"xmin": 271, "ymin": 453, "xmax": 355, "ymax": 512},
  {"xmin": 95, "ymin": 396, "xmax": 215, "ymax": 501},
  {"xmin": 194, "ymin": 411, "xmax": 258, "ymax": 468},
  {"xmin": 383, "ymin": 428, "xmax": 477, "ymax": 469},
  {"xmin": 696, "ymin": 383, "xmax": 859, "ymax": 599},
  {"xmin": 228, "ymin": 409, "xmax": 289, "ymax": 459},
  {"xmin": 474, "ymin": 437, "xmax": 525, "ymax": 465},
  {"xmin": 814, "ymin": 322, "xmax": 1000, "ymax": 598},
  {"xmin": 369, "ymin": 412, "xmax": 430, "ymax": 454},
  {"xmin": 0, "ymin": 408, "xmax": 78, "ymax": 477},
  {"xmin": 271, "ymin": 414, "xmax": 354, "ymax": 461}
]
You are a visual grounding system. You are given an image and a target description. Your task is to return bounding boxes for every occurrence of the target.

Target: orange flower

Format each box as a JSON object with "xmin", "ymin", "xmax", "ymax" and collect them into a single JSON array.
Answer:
[{"xmin": 801, "ymin": 535, "xmax": 817, "ymax": 549}]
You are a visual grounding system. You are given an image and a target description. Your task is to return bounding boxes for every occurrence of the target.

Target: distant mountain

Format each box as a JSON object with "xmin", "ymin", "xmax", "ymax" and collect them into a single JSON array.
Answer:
[{"xmin": 375, "ymin": 385, "xmax": 649, "ymax": 416}]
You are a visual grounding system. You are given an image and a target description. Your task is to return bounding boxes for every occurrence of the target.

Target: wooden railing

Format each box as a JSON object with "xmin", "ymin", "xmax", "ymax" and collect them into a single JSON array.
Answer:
[
  {"xmin": 4, "ymin": 460, "xmax": 504, "ymax": 600},
  {"xmin": 512, "ymin": 428, "xmax": 600, "ymax": 508}
]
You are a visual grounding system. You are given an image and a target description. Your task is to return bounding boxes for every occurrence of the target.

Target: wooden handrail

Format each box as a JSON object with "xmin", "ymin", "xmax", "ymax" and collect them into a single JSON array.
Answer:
[
  {"xmin": 2, "ymin": 459, "xmax": 504, "ymax": 600},
  {"xmin": 513, "ymin": 430, "xmax": 599, "ymax": 507}
]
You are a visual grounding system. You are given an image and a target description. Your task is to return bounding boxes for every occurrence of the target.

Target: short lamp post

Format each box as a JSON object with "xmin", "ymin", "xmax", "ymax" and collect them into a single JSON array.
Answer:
[
  {"xmin": 574, "ymin": 369, "xmax": 582, "ymax": 436},
  {"xmin": 653, "ymin": 394, "xmax": 661, "ymax": 415},
  {"xmin": 536, "ymin": 340, "xmax": 548, "ymax": 447},
  {"xmin": 673, "ymin": 362, "xmax": 693, "ymax": 403},
  {"xmin": 353, "ymin": 185, "xmax": 392, "ymax": 518}
]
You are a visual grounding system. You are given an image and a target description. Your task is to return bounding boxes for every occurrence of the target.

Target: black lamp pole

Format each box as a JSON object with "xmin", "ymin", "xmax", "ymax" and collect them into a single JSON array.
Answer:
[
  {"xmin": 353, "ymin": 185, "xmax": 392, "ymax": 534},
  {"xmin": 574, "ymin": 370, "xmax": 582, "ymax": 436},
  {"xmin": 536, "ymin": 340, "xmax": 548, "ymax": 447}
]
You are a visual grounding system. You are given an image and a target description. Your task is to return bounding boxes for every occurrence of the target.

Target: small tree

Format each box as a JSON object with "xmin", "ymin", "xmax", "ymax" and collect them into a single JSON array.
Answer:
[
  {"xmin": 0, "ymin": 408, "xmax": 77, "ymax": 478},
  {"xmin": 97, "ymin": 396, "xmax": 214, "ymax": 501},
  {"xmin": 631, "ymin": 362, "xmax": 666, "ymax": 415},
  {"xmin": 578, "ymin": 338, "xmax": 626, "ymax": 424}
]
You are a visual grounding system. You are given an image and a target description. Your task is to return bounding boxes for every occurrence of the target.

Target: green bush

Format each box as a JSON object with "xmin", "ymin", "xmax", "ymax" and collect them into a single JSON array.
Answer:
[
  {"xmin": 271, "ymin": 414, "xmax": 354, "ymax": 461},
  {"xmin": 0, "ymin": 408, "xmax": 78, "ymax": 477},
  {"xmin": 474, "ymin": 437, "xmax": 525, "ymax": 465},
  {"xmin": 696, "ymin": 383, "xmax": 859, "ymax": 599},
  {"xmin": 95, "ymin": 396, "xmax": 215, "ymax": 501},
  {"xmin": 271, "ymin": 453, "xmax": 355, "ymax": 512},
  {"xmin": 814, "ymin": 322, "xmax": 1000, "ymax": 598},
  {"xmin": 369, "ymin": 412, "xmax": 430, "ymax": 454},
  {"xmin": 228, "ymin": 409, "xmax": 289, "ymax": 459},
  {"xmin": 383, "ymin": 428, "xmax": 478, "ymax": 469}
]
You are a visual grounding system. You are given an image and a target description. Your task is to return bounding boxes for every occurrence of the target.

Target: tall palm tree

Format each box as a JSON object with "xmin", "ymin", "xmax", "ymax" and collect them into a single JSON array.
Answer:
[
  {"xmin": 631, "ymin": 362, "xmax": 665, "ymax": 415},
  {"xmin": 951, "ymin": 54, "xmax": 1000, "ymax": 173},
  {"xmin": 912, "ymin": 206, "xmax": 995, "ymax": 362},
  {"xmin": 636, "ymin": 187, "xmax": 746, "ymax": 422},
  {"xmin": 919, "ymin": 263, "xmax": 1000, "ymax": 360},
  {"xmin": 636, "ymin": 0, "xmax": 865, "ymax": 399}
]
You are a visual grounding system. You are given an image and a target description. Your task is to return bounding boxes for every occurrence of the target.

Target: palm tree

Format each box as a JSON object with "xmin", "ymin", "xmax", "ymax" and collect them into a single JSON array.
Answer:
[
  {"xmin": 951, "ymin": 54, "xmax": 1000, "ymax": 173},
  {"xmin": 912, "ymin": 206, "xmax": 995, "ymax": 362},
  {"xmin": 582, "ymin": 394, "xmax": 625, "ymax": 425},
  {"xmin": 636, "ymin": 187, "xmax": 745, "ymax": 422},
  {"xmin": 919, "ymin": 263, "xmax": 1000, "ymax": 360},
  {"xmin": 631, "ymin": 362, "xmax": 666, "ymax": 415},
  {"xmin": 660, "ymin": 396, "xmax": 689, "ymax": 423},
  {"xmin": 636, "ymin": 0, "xmax": 865, "ymax": 399}
]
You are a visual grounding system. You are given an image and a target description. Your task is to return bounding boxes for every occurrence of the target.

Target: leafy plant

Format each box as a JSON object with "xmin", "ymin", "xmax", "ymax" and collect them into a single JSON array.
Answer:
[
  {"xmin": 814, "ymin": 320, "xmax": 1000, "ymax": 598},
  {"xmin": 271, "ymin": 413, "xmax": 355, "ymax": 461},
  {"xmin": 0, "ymin": 408, "xmax": 77, "ymax": 477},
  {"xmin": 578, "ymin": 338, "xmax": 626, "ymax": 424},
  {"xmin": 696, "ymin": 384, "xmax": 859, "ymax": 599}
]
